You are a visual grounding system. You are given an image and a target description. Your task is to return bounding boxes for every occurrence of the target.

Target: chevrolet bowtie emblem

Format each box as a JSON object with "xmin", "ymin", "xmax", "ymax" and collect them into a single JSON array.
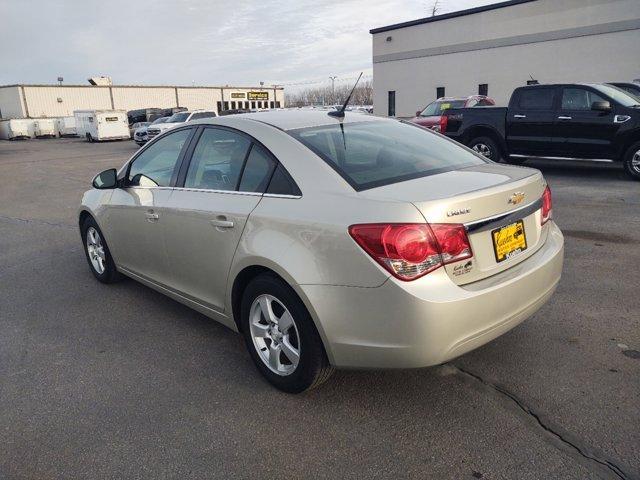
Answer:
[{"xmin": 508, "ymin": 192, "xmax": 525, "ymax": 205}]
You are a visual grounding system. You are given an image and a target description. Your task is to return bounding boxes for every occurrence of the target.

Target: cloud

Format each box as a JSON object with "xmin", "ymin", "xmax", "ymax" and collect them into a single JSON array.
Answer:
[{"xmin": 0, "ymin": 0, "xmax": 499, "ymax": 88}]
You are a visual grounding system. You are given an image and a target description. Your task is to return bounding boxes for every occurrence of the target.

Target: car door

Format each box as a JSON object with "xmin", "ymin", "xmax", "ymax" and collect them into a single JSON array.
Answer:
[
  {"xmin": 104, "ymin": 127, "xmax": 195, "ymax": 284},
  {"xmin": 506, "ymin": 87, "xmax": 561, "ymax": 156},
  {"xmin": 554, "ymin": 87, "xmax": 619, "ymax": 159},
  {"xmin": 160, "ymin": 126, "xmax": 277, "ymax": 312}
]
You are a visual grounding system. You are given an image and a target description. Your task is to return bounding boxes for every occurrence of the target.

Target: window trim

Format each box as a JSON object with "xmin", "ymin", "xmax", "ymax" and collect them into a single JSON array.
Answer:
[
  {"xmin": 124, "ymin": 125, "xmax": 197, "ymax": 188},
  {"xmin": 175, "ymin": 124, "xmax": 302, "ymax": 198}
]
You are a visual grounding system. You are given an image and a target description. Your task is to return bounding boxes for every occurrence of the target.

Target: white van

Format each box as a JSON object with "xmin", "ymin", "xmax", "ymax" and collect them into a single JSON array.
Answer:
[
  {"xmin": 74, "ymin": 110, "xmax": 130, "ymax": 142},
  {"xmin": 0, "ymin": 119, "xmax": 34, "ymax": 140},
  {"xmin": 56, "ymin": 116, "xmax": 77, "ymax": 137},
  {"xmin": 34, "ymin": 119, "xmax": 57, "ymax": 138}
]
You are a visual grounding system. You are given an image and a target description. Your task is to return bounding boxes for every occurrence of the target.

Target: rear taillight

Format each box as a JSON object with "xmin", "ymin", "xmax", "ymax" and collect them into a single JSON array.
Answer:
[
  {"xmin": 541, "ymin": 186, "xmax": 552, "ymax": 225},
  {"xmin": 439, "ymin": 114, "xmax": 448, "ymax": 133},
  {"xmin": 349, "ymin": 223, "xmax": 472, "ymax": 281}
]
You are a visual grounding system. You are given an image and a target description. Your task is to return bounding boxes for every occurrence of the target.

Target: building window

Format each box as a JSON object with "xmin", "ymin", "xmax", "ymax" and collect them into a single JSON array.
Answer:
[
  {"xmin": 270, "ymin": 101, "xmax": 275, "ymax": 108},
  {"xmin": 216, "ymin": 101, "xmax": 222, "ymax": 113},
  {"xmin": 436, "ymin": 87, "xmax": 445, "ymax": 99},
  {"xmin": 244, "ymin": 101, "xmax": 250, "ymax": 109},
  {"xmin": 478, "ymin": 84, "xmax": 488, "ymax": 96},
  {"xmin": 388, "ymin": 91, "xmax": 396, "ymax": 117},
  {"xmin": 223, "ymin": 101, "xmax": 229, "ymax": 110},
  {"xmin": 275, "ymin": 101, "xmax": 281, "ymax": 108},
  {"xmin": 231, "ymin": 101, "xmax": 236, "ymax": 109},
  {"xmin": 251, "ymin": 101, "xmax": 256, "ymax": 109}
]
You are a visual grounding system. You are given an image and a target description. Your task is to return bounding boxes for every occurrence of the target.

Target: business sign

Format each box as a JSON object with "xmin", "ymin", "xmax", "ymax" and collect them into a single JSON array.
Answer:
[
  {"xmin": 247, "ymin": 91, "xmax": 269, "ymax": 101},
  {"xmin": 231, "ymin": 92, "xmax": 246, "ymax": 99}
]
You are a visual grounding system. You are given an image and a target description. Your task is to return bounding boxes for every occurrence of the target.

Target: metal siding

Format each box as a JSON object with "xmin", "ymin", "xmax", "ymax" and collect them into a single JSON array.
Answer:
[
  {"xmin": 176, "ymin": 88, "xmax": 221, "ymax": 111},
  {"xmin": 24, "ymin": 86, "xmax": 111, "ymax": 117},
  {"xmin": 111, "ymin": 87, "xmax": 177, "ymax": 110},
  {"xmin": 0, "ymin": 86, "xmax": 26, "ymax": 118}
]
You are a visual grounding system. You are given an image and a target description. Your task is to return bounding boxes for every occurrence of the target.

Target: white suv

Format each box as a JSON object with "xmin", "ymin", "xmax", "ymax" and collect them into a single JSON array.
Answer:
[{"xmin": 146, "ymin": 110, "xmax": 217, "ymax": 140}]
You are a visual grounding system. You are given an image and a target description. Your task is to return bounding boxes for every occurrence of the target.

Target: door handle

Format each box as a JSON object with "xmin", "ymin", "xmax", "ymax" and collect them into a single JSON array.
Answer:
[
  {"xmin": 211, "ymin": 217, "xmax": 234, "ymax": 229},
  {"xmin": 557, "ymin": 116, "xmax": 572, "ymax": 120},
  {"xmin": 513, "ymin": 114, "xmax": 526, "ymax": 119}
]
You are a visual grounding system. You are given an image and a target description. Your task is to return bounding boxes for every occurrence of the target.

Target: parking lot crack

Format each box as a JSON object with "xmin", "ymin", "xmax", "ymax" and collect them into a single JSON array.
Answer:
[
  {"xmin": 452, "ymin": 364, "xmax": 635, "ymax": 480},
  {"xmin": 0, "ymin": 214, "xmax": 75, "ymax": 230}
]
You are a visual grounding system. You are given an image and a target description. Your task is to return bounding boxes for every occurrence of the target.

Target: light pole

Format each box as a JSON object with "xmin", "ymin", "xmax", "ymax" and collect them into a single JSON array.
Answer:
[{"xmin": 329, "ymin": 76, "xmax": 337, "ymax": 103}]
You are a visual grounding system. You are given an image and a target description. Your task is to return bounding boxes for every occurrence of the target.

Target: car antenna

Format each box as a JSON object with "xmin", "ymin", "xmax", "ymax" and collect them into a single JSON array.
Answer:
[{"xmin": 328, "ymin": 72, "xmax": 363, "ymax": 118}]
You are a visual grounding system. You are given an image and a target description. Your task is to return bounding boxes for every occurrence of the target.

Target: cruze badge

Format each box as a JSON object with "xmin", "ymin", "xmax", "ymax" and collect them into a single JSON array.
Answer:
[
  {"xmin": 447, "ymin": 207, "xmax": 471, "ymax": 217},
  {"xmin": 508, "ymin": 192, "xmax": 525, "ymax": 205}
]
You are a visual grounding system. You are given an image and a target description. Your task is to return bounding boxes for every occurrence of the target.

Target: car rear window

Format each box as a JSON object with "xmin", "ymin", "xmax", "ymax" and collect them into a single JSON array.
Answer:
[
  {"xmin": 420, "ymin": 100, "xmax": 465, "ymax": 116},
  {"xmin": 288, "ymin": 120, "xmax": 486, "ymax": 191}
]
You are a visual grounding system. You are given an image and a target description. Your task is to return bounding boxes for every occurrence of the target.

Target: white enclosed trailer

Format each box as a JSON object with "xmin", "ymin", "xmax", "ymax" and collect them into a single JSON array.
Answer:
[
  {"xmin": 56, "ymin": 116, "xmax": 77, "ymax": 137},
  {"xmin": 34, "ymin": 119, "xmax": 57, "ymax": 138},
  {"xmin": 74, "ymin": 110, "xmax": 130, "ymax": 142},
  {"xmin": 0, "ymin": 119, "xmax": 34, "ymax": 140}
]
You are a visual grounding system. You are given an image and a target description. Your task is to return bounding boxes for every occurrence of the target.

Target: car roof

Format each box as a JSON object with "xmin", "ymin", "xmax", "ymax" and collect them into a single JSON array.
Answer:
[{"xmin": 213, "ymin": 109, "xmax": 385, "ymax": 131}]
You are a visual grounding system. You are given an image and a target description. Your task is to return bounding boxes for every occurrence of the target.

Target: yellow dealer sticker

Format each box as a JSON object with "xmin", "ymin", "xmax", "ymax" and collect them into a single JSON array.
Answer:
[{"xmin": 492, "ymin": 220, "xmax": 527, "ymax": 263}]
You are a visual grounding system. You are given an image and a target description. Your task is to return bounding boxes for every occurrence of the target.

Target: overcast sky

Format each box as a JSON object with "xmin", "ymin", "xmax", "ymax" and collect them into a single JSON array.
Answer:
[{"xmin": 1, "ymin": 0, "xmax": 499, "ymax": 90}]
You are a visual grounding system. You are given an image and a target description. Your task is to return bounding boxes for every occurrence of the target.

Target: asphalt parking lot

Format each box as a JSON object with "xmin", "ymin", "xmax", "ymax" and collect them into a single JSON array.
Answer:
[{"xmin": 1, "ymin": 138, "xmax": 638, "ymax": 480}]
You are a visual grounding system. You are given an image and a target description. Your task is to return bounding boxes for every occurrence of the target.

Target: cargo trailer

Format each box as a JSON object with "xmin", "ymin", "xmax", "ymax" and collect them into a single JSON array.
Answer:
[
  {"xmin": 74, "ymin": 110, "xmax": 130, "ymax": 142},
  {"xmin": 56, "ymin": 116, "xmax": 77, "ymax": 137},
  {"xmin": 34, "ymin": 119, "xmax": 57, "ymax": 138},
  {"xmin": 0, "ymin": 119, "xmax": 34, "ymax": 140}
]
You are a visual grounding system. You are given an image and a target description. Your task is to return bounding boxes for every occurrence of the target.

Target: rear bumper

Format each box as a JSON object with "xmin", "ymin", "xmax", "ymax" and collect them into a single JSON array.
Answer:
[{"xmin": 301, "ymin": 222, "xmax": 564, "ymax": 369}]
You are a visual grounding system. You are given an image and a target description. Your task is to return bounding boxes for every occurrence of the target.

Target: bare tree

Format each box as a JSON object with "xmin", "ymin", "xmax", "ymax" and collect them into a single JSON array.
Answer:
[
  {"xmin": 428, "ymin": 0, "xmax": 441, "ymax": 16},
  {"xmin": 285, "ymin": 80, "xmax": 373, "ymax": 108}
]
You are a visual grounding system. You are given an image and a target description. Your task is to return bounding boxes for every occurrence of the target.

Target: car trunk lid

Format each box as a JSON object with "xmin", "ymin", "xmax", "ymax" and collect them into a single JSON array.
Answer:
[{"xmin": 357, "ymin": 163, "xmax": 548, "ymax": 285}]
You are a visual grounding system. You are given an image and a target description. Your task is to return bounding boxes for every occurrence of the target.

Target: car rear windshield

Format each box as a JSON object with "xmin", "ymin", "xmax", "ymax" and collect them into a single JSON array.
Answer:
[
  {"xmin": 288, "ymin": 120, "xmax": 486, "ymax": 191},
  {"xmin": 420, "ymin": 100, "xmax": 465, "ymax": 116}
]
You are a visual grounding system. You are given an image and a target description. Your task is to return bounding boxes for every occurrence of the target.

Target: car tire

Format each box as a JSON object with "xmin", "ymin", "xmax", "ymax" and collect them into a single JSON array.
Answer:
[
  {"xmin": 468, "ymin": 136, "xmax": 501, "ymax": 162},
  {"xmin": 623, "ymin": 141, "xmax": 640, "ymax": 181},
  {"xmin": 240, "ymin": 273, "xmax": 334, "ymax": 393},
  {"xmin": 81, "ymin": 216, "xmax": 122, "ymax": 283}
]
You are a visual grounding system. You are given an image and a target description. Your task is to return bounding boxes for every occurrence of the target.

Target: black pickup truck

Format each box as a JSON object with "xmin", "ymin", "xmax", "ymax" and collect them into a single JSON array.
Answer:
[{"xmin": 442, "ymin": 83, "xmax": 640, "ymax": 180}]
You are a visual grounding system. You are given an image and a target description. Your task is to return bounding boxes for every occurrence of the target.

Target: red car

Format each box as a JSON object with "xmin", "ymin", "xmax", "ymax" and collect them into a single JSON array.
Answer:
[{"xmin": 410, "ymin": 96, "xmax": 495, "ymax": 132}]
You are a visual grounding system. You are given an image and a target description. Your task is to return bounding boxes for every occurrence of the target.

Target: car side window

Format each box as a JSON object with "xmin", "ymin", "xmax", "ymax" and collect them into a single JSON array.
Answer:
[
  {"xmin": 517, "ymin": 88, "xmax": 556, "ymax": 110},
  {"xmin": 561, "ymin": 88, "xmax": 606, "ymax": 110},
  {"xmin": 266, "ymin": 164, "xmax": 302, "ymax": 196},
  {"xmin": 184, "ymin": 128, "xmax": 251, "ymax": 191},
  {"xmin": 238, "ymin": 144, "xmax": 276, "ymax": 193},
  {"xmin": 128, "ymin": 128, "xmax": 192, "ymax": 187}
]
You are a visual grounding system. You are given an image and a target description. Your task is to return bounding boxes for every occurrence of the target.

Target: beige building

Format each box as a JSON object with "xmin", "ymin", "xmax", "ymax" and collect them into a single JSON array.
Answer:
[
  {"xmin": 0, "ymin": 84, "xmax": 285, "ymax": 119},
  {"xmin": 370, "ymin": 0, "xmax": 640, "ymax": 117}
]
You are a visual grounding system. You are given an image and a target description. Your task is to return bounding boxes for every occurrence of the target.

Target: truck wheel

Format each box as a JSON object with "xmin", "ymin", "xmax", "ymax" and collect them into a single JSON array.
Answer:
[
  {"xmin": 468, "ymin": 136, "xmax": 500, "ymax": 162},
  {"xmin": 623, "ymin": 141, "xmax": 640, "ymax": 181}
]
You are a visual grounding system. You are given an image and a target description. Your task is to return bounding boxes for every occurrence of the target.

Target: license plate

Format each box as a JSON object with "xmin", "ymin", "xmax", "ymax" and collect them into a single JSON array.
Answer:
[{"xmin": 491, "ymin": 220, "xmax": 527, "ymax": 263}]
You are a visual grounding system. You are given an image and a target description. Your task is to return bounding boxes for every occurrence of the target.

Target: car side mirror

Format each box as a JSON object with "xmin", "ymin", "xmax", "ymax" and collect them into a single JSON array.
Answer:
[
  {"xmin": 592, "ymin": 101, "xmax": 611, "ymax": 113},
  {"xmin": 416, "ymin": 111, "xmax": 421, "ymax": 117},
  {"xmin": 92, "ymin": 168, "xmax": 118, "ymax": 189}
]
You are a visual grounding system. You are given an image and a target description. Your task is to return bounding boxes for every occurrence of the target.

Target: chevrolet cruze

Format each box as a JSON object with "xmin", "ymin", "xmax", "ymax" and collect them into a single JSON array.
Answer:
[{"xmin": 80, "ymin": 110, "xmax": 564, "ymax": 393}]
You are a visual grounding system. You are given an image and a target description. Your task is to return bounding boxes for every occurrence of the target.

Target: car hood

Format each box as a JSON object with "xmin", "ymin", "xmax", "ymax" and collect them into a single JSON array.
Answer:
[{"xmin": 134, "ymin": 126, "xmax": 148, "ymax": 134}]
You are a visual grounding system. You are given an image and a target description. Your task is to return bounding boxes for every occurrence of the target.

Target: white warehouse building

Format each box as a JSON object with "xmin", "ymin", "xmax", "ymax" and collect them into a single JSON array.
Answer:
[
  {"xmin": 0, "ymin": 84, "xmax": 285, "ymax": 119},
  {"xmin": 370, "ymin": 0, "xmax": 640, "ymax": 117}
]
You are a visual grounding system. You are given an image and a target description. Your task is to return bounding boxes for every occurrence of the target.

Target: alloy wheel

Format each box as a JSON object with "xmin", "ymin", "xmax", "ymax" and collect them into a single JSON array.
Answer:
[
  {"xmin": 86, "ymin": 226, "xmax": 106, "ymax": 274},
  {"xmin": 632, "ymin": 149, "xmax": 640, "ymax": 174},
  {"xmin": 472, "ymin": 143, "xmax": 492, "ymax": 158},
  {"xmin": 249, "ymin": 294, "xmax": 301, "ymax": 376}
]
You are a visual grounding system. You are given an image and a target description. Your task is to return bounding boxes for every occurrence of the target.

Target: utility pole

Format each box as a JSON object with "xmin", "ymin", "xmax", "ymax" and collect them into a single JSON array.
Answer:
[{"xmin": 329, "ymin": 76, "xmax": 337, "ymax": 102}]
